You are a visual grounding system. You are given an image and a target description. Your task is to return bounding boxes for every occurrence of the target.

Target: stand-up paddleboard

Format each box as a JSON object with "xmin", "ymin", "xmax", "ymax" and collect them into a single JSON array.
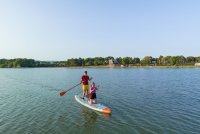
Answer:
[{"xmin": 75, "ymin": 95, "xmax": 112, "ymax": 114}]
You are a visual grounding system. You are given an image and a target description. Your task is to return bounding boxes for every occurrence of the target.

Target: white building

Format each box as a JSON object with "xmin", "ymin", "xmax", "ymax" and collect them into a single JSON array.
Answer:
[
  {"xmin": 195, "ymin": 63, "xmax": 200, "ymax": 67},
  {"xmin": 109, "ymin": 59, "xmax": 119, "ymax": 67}
]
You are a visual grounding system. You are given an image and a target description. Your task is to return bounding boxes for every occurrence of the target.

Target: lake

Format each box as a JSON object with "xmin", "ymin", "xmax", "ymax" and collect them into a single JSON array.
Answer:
[{"xmin": 0, "ymin": 68, "xmax": 200, "ymax": 134}]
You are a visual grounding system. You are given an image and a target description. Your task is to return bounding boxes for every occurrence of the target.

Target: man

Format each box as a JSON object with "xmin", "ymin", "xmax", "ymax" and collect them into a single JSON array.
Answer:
[{"xmin": 80, "ymin": 71, "xmax": 92, "ymax": 99}]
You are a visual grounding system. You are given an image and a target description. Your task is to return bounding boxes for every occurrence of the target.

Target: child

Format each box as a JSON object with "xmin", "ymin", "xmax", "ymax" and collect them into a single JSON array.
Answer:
[{"xmin": 89, "ymin": 82, "xmax": 99, "ymax": 105}]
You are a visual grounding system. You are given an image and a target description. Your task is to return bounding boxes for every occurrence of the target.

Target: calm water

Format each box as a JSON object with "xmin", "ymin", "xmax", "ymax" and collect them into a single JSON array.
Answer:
[{"xmin": 0, "ymin": 68, "xmax": 200, "ymax": 134}]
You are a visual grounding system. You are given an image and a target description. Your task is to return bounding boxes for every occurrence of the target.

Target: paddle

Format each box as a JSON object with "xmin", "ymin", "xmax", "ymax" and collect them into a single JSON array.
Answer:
[
  {"xmin": 60, "ymin": 83, "xmax": 81, "ymax": 96},
  {"xmin": 86, "ymin": 93, "xmax": 92, "ymax": 98}
]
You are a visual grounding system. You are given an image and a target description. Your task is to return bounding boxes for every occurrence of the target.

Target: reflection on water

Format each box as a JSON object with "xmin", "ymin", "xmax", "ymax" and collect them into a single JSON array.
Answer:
[
  {"xmin": 81, "ymin": 107, "xmax": 111, "ymax": 123},
  {"xmin": 94, "ymin": 111, "xmax": 112, "ymax": 119},
  {"xmin": 81, "ymin": 107, "xmax": 98, "ymax": 127}
]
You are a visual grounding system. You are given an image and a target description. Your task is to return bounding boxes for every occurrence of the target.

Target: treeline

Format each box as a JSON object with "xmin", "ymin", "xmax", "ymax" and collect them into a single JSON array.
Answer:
[
  {"xmin": 140, "ymin": 56, "xmax": 200, "ymax": 66},
  {"xmin": 60, "ymin": 56, "xmax": 200, "ymax": 66},
  {"xmin": 0, "ymin": 58, "xmax": 56, "ymax": 68},
  {"xmin": 0, "ymin": 56, "xmax": 200, "ymax": 68},
  {"xmin": 50, "ymin": 56, "xmax": 114, "ymax": 67}
]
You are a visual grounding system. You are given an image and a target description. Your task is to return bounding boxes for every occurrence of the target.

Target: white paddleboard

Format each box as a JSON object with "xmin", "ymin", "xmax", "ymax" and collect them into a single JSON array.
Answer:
[{"xmin": 75, "ymin": 95, "xmax": 112, "ymax": 114}]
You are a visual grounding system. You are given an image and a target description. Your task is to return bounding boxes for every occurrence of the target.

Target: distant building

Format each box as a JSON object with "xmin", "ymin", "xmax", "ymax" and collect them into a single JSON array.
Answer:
[
  {"xmin": 38, "ymin": 61, "xmax": 55, "ymax": 65},
  {"xmin": 109, "ymin": 59, "xmax": 119, "ymax": 67},
  {"xmin": 195, "ymin": 63, "xmax": 200, "ymax": 67},
  {"xmin": 151, "ymin": 60, "xmax": 157, "ymax": 66}
]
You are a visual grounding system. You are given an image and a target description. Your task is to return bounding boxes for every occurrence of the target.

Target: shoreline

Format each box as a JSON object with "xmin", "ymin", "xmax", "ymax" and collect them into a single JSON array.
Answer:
[
  {"xmin": 0, "ymin": 65, "xmax": 198, "ymax": 69},
  {"xmin": 64, "ymin": 65, "xmax": 197, "ymax": 68}
]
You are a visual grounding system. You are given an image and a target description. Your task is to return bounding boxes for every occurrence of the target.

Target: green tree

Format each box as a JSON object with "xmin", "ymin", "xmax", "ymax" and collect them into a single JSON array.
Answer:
[
  {"xmin": 93, "ymin": 57, "xmax": 105, "ymax": 66},
  {"xmin": 195, "ymin": 57, "xmax": 200, "ymax": 62},
  {"xmin": 186, "ymin": 56, "xmax": 195, "ymax": 64},
  {"xmin": 141, "ymin": 56, "xmax": 152, "ymax": 65},
  {"xmin": 133, "ymin": 57, "xmax": 140, "ymax": 64},
  {"xmin": 163, "ymin": 56, "xmax": 171, "ymax": 65},
  {"xmin": 158, "ymin": 55, "xmax": 164, "ymax": 65},
  {"xmin": 116, "ymin": 57, "xmax": 123, "ymax": 64},
  {"xmin": 66, "ymin": 58, "xmax": 83, "ymax": 66},
  {"xmin": 122, "ymin": 57, "xmax": 131, "ymax": 65},
  {"xmin": 169, "ymin": 56, "xmax": 186, "ymax": 66},
  {"xmin": 84, "ymin": 58, "xmax": 94, "ymax": 66}
]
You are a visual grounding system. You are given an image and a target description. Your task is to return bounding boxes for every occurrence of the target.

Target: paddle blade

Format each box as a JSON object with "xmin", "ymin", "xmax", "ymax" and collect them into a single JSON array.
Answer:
[
  {"xmin": 60, "ymin": 91, "xmax": 66, "ymax": 96},
  {"xmin": 86, "ymin": 93, "xmax": 92, "ymax": 98}
]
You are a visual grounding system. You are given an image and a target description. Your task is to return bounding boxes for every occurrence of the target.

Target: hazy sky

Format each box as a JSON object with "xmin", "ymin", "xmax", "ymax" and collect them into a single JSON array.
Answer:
[{"xmin": 0, "ymin": 0, "xmax": 200, "ymax": 60}]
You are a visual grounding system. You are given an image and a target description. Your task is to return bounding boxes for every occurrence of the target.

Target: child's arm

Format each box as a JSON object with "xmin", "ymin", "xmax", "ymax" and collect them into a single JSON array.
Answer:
[{"xmin": 89, "ymin": 86, "xmax": 92, "ymax": 93}]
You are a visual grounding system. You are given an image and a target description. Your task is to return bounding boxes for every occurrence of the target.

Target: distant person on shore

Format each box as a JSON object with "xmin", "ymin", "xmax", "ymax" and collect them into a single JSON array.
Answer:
[
  {"xmin": 80, "ymin": 71, "xmax": 92, "ymax": 99},
  {"xmin": 88, "ymin": 82, "xmax": 99, "ymax": 105}
]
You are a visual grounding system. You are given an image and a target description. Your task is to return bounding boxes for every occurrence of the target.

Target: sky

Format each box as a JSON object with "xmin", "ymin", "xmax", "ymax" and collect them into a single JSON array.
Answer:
[{"xmin": 0, "ymin": 0, "xmax": 200, "ymax": 61}]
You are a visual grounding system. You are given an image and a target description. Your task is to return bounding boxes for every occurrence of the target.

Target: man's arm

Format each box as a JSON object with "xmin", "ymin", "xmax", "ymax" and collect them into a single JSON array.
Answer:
[
  {"xmin": 80, "ymin": 76, "xmax": 83, "ymax": 84},
  {"xmin": 89, "ymin": 77, "xmax": 93, "ymax": 81}
]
